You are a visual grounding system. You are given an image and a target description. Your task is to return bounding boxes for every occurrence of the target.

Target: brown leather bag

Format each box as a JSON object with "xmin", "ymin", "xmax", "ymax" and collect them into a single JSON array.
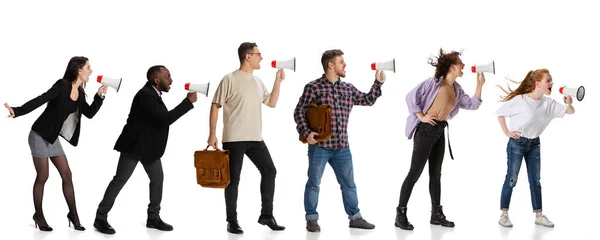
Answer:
[
  {"xmin": 194, "ymin": 146, "xmax": 230, "ymax": 188},
  {"xmin": 299, "ymin": 103, "xmax": 332, "ymax": 143}
]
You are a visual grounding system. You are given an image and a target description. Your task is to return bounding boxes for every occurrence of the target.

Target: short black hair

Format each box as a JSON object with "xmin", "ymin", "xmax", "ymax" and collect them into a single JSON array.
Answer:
[
  {"xmin": 238, "ymin": 42, "xmax": 258, "ymax": 64},
  {"xmin": 147, "ymin": 65, "xmax": 165, "ymax": 83},
  {"xmin": 321, "ymin": 49, "xmax": 344, "ymax": 72}
]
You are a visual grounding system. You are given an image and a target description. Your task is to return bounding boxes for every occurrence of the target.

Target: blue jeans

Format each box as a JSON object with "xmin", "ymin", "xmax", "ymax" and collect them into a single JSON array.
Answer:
[
  {"xmin": 304, "ymin": 145, "xmax": 361, "ymax": 221},
  {"xmin": 500, "ymin": 137, "xmax": 543, "ymax": 212}
]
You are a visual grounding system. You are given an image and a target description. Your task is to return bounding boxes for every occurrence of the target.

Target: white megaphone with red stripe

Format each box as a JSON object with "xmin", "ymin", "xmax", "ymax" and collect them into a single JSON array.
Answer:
[
  {"xmin": 371, "ymin": 58, "xmax": 395, "ymax": 72},
  {"xmin": 184, "ymin": 82, "xmax": 210, "ymax": 97},
  {"xmin": 559, "ymin": 86, "xmax": 585, "ymax": 101},
  {"xmin": 271, "ymin": 57, "xmax": 296, "ymax": 72},
  {"xmin": 96, "ymin": 75, "xmax": 122, "ymax": 95},
  {"xmin": 471, "ymin": 61, "xmax": 495, "ymax": 74}
]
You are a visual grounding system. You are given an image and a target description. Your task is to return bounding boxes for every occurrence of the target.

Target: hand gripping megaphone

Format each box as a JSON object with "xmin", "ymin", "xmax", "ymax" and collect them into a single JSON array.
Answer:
[
  {"xmin": 184, "ymin": 82, "xmax": 210, "ymax": 97},
  {"xmin": 559, "ymin": 86, "xmax": 585, "ymax": 101},
  {"xmin": 96, "ymin": 75, "xmax": 122, "ymax": 92},
  {"xmin": 371, "ymin": 58, "xmax": 395, "ymax": 72},
  {"xmin": 271, "ymin": 57, "xmax": 296, "ymax": 72},
  {"xmin": 471, "ymin": 61, "xmax": 495, "ymax": 74}
]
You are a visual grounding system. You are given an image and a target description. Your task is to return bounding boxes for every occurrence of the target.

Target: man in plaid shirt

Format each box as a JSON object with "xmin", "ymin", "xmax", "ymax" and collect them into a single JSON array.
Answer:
[{"xmin": 293, "ymin": 49, "xmax": 386, "ymax": 232}]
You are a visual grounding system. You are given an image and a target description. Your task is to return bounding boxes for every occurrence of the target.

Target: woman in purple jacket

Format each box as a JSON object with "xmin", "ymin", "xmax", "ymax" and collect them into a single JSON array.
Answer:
[{"xmin": 395, "ymin": 49, "xmax": 485, "ymax": 230}]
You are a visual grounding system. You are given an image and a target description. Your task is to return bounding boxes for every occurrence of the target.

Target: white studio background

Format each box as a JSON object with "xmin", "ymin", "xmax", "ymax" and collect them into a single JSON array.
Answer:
[{"xmin": 0, "ymin": 0, "xmax": 598, "ymax": 240}]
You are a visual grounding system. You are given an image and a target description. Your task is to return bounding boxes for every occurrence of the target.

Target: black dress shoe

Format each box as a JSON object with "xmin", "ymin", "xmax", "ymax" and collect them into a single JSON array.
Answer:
[
  {"xmin": 258, "ymin": 215, "xmax": 285, "ymax": 231},
  {"xmin": 147, "ymin": 217, "xmax": 173, "ymax": 231},
  {"xmin": 227, "ymin": 220, "xmax": 243, "ymax": 234},
  {"xmin": 93, "ymin": 219, "xmax": 116, "ymax": 234},
  {"xmin": 33, "ymin": 214, "xmax": 53, "ymax": 232}
]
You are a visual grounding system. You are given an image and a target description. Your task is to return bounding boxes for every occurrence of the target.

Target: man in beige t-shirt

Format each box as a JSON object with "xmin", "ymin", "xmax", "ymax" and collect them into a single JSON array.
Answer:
[{"xmin": 207, "ymin": 42, "xmax": 286, "ymax": 234}]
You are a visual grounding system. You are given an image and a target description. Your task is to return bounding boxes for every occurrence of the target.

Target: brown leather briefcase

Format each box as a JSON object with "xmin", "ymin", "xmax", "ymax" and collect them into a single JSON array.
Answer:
[
  {"xmin": 299, "ymin": 103, "xmax": 332, "ymax": 143},
  {"xmin": 194, "ymin": 146, "xmax": 230, "ymax": 188}
]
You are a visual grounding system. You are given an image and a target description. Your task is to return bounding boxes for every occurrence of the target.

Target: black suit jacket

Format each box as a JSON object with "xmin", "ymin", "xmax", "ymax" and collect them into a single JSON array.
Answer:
[
  {"xmin": 12, "ymin": 79, "xmax": 104, "ymax": 146},
  {"xmin": 114, "ymin": 82, "xmax": 194, "ymax": 162}
]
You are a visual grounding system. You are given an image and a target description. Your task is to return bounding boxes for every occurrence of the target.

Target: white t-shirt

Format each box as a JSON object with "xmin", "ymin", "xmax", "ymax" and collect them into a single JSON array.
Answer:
[
  {"xmin": 495, "ymin": 94, "xmax": 567, "ymax": 138},
  {"xmin": 212, "ymin": 70, "xmax": 271, "ymax": 143}
]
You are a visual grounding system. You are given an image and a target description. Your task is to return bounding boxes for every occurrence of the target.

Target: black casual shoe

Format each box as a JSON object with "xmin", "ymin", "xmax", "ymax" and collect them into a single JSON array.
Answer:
[
  {"xmin": 227, "ymin": 220, "xmax": 243, "ymax": 234},
  {"xmin": 146, "ymin": 217, "xmax": 173, "ymax": 231},
  {"xmin": 258, "ymin": 215, "xmax": 285, "ymax": 231},
  {"xmin": 306, "ymin": 220, "xmax": 320, "ymax": 232},
  {"xmin": 395, "ymin": 207, "xmax": 414, "ymax": 230},
  {"xmin": 349, "ymin": 217, "xmax": 375, "ymax": 229},
  {"xmin": 430, "ymin": 205, "xmax": 455, "ymax": 227},
  {"xmin": 93, "ymin": 219, "xmax": 116, "ymax": 234}
]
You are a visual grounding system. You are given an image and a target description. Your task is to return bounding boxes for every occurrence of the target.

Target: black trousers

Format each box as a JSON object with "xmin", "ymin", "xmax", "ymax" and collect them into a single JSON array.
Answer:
[
  {"xmin": 222, "ymin": 141, "xmax": 277, "ymax": 222},
  {"xmin": 96, "ymin": 152, "xmax": 164, "ymax": 220},
  {"xmin": 398, "ymin": 121, "xmax": 448, "ymax": 208}
]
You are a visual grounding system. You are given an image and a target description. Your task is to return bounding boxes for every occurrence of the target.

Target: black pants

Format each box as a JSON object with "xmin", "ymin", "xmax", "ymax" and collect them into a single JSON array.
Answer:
[
  {"xmin": 222, "ymin": 141, "xmax": 277, "ymax": 222},
  {"xmin": 96, "ymin": 152, "xmax": 164, "ymax": 220},
  {"xmin": 398, "ymin": 121, "xmax": 447, "ymax": 208}
]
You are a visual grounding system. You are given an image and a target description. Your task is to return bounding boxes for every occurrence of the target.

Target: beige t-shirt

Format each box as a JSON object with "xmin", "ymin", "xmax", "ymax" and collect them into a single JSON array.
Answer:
[
  {"xmin": 426, "ymin": 83, "xmax": 456, "ymax": 121},
  {"xmin": 212, "ymin": 70, "xmax": 271, "ymax": 143}
]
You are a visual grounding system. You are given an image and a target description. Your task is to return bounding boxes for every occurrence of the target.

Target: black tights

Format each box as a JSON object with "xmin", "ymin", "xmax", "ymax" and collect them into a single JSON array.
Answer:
[{"xmin": 32, "ymin": 155, "xmax": 80, "ymax": 227}]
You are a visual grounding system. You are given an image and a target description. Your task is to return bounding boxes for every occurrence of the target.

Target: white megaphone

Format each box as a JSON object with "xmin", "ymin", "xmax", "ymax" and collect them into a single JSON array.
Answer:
[
  {"xmin": 96, "ymin": 75, "xmax": 122, "ymax": 95},
  {"xmin": 471, "ymin": 61, "xmax": 495, "ymax": 74},
  {"xmin": 559, "ymin": 86, "xmax": 585, "ymax": 101},
  {"xmin": 184, "ymin": 82, "xmax": 210, "ymax": 97},
  {"xmin": 271, "ymin": 57, "xmax": 296, "ymax": 72},
  {"xmin": 371, "ymin": 58, "xmax": 395, "ymax": 72}
]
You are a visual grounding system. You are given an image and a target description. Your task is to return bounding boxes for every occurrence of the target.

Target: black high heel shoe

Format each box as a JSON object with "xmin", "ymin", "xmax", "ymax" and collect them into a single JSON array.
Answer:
[
  {"xmin": 33, "ymin": 214, "xmax": 53, "ymax": 231},
  {"xmin": 67, "ymin": 212, "xmax": 85, "ymax": 231}
]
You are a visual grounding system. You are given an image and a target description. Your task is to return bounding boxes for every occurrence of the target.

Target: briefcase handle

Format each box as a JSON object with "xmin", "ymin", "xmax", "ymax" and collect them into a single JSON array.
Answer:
[{"xmin": 205, "ymin": 145, "xmax": 220, "ymax": 151}]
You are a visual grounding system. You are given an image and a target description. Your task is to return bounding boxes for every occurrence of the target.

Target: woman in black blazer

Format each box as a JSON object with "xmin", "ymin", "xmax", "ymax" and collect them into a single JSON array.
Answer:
[{"xmin": 4, "ymin": 56, "xmax": 108, "ymax": 231}]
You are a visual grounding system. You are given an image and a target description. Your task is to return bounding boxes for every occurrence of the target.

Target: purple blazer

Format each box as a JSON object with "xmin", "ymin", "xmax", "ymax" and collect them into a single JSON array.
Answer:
[{"xmin": 405, "ymin": 76, "xmax": 482, "ymax": 139}]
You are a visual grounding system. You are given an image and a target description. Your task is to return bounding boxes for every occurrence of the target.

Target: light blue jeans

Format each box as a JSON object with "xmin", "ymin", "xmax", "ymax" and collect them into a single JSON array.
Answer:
[{"xmin": 304, "ymin": 145, "xmax": 361, "ymax": 221}]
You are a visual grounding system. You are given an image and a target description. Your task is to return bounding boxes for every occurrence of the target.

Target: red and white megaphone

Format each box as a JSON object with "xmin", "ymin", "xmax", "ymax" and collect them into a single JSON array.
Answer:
[
  {"xmin": 96, "ymin": 75, "xmax": 122, "ymax": 96},
  {"xmin": 471, "ymin": 61, "xmax": 495, "ymax": 74},
  {"xmin": 271, "ymin": 57, "xmax": 296, "ymax": 72},
  {"xmin": 371, "ymin": 58, "xmax": 395, "ymax": 72},
  {"xmin": 184, "ymin": 82, "xmax": 210, "ymax": 97},
  {"xmin": 559, "ymin": 86, "xmax": 585, "ymax": 101}
]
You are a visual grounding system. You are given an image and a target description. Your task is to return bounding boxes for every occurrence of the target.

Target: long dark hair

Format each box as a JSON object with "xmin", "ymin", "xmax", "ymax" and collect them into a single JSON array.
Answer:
[
  {"xmin": 498, "ymin": 69, "xmax": 549, "ymax": 102},
  {"xmin": 428, "ymin": 48, "xmax": 462, "ymax": 80},
  {"xmin": 62, "ymin": 56, "xmax": 88, "ymax": 98}
]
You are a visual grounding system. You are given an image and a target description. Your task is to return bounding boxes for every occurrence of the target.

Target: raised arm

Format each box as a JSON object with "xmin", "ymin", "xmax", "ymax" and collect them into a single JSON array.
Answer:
[
  {"xmin": 351, "ymin": 70, "xmax": 385, "ymax": 106},
  {"xmin": 458, "ymin": 73, "xmax": 485, "ymax": 110},
  {"xmin": 138, "ymin": 93, "xmax": 194, "ymax": 126},
  {"xmin": 266, "ymin": 69, "xmax": 285, "ymax": 108}
]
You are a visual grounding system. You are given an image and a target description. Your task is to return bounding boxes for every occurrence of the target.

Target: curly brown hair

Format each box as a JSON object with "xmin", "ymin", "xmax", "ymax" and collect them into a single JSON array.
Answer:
[
  {"xmin": 498, "ymin": 69, "xmax": 549, "ymax": 102},
  {"xmin": 428, "ymin": 48, "xmax": 463, "ymax": 79}
]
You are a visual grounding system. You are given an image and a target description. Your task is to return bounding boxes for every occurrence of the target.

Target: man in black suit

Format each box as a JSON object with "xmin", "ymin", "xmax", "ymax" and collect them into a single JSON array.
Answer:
[{"xmin": 93, "ymin": 65, "xmax": 197, "ymax": 234}]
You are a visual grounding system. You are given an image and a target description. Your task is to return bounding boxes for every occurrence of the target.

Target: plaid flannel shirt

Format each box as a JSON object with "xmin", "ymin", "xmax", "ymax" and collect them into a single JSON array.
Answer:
[{"xmin": 294, "ymin": 74, "xmax": 383, "ymax": 149}]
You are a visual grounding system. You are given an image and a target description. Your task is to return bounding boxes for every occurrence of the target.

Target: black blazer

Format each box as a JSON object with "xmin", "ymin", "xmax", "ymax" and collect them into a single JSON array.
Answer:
[
  {"xmin": 12, "ymin": 79, "xmax": 104, "ymax": 146},
  {"xmin": 113, "ymin": 82, "xmax": 194, "ymax": 162}
]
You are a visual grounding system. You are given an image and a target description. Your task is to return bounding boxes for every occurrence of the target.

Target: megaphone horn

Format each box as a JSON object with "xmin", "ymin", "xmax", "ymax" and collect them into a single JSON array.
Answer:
[
  {"xmin": 97, "ymin": 75, "xmax": 122, "ymax": 92},
  {"xmin": 271, "ymin": 57, "xmax": 296, "ymax": 72},
  {"xmin": 184, "ymin": 82, "xmax": 210, "ymax": 97},
  {"xmin": 371, "ymin": 58, "xmax": 395, "ymax": 73},
  {"xmin": 559, "ymin": 86, "xmax": 585, "ymax": 101},
  {"xmin": 471, "ymin": 61, "xmax": 495, "ymax": 74}
]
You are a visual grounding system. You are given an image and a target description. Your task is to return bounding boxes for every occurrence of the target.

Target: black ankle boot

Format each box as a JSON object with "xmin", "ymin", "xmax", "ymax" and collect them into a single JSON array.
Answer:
[
  {"xmin": 395, "ymin": 207, "xmax": 414, "ymax": 230},
  {"xmin": 430, "ymin": 205, "xmax": 455, "ymax": 227}
]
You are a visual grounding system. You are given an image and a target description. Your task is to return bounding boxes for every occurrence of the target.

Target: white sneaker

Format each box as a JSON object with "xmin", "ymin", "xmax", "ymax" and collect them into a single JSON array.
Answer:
[
  {"xmin": 499, "ymin": 215, "xmax": 513, "ymax": 227},
  {"xmin": 535, "ymin": 215, "xmax": 554, "ymax": 228}
]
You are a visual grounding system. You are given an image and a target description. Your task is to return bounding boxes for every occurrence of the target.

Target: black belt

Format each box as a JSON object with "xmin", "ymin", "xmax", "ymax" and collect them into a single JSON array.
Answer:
[{"xmin": 434, "ymin": 120, "xmax": 453, "ymax": 160}]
